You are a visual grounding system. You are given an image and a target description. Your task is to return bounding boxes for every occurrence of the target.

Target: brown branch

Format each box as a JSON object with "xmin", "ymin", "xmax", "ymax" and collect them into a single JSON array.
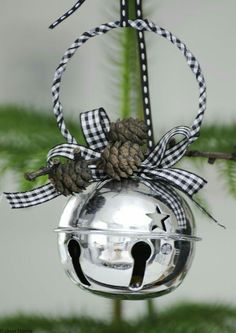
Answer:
[
  {"xmin": 25, "ymin": 166, "xmax": 52, "ymax": 181},
  {"xmin": 24, "ymin": 147, "xmax": 236, "ymax": 182},
  {"xmin": 185, "ymin": 150, "xmax": 236, "ymax": 164},
  {"xmin": 24, "ymin": 158, "xmax": 99, "ymax": 182}
]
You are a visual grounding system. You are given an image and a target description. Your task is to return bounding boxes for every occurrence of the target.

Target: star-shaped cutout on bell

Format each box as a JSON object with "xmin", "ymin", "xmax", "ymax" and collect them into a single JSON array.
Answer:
[{"xmin": 146, "ymin": 205, "xmax": 170, "ymax": 232}]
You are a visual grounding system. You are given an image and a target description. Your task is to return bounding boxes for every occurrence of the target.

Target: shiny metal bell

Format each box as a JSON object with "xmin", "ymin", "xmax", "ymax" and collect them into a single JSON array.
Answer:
[{"xmin": 56, "ymin": 178, "xmax": 201, "ymax": 299}]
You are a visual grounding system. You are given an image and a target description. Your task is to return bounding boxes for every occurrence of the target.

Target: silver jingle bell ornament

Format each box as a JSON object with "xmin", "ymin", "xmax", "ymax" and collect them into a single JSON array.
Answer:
[{"xmin": 56, "ymin": 178, "xmax": 201, "ymax": 300}]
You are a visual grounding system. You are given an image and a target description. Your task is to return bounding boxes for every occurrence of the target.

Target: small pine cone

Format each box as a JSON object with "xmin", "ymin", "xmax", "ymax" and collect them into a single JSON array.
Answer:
[
  {"xmin": 108, "ymin": 118, "xmax": 148, "ymax": 145},
  {"xmin": 49, "ymin": 155, "xmax": 92, "ymax": 196},
  {"xmin": 98, "ymin": 141, "xmax": 145, "ymax": 181}
]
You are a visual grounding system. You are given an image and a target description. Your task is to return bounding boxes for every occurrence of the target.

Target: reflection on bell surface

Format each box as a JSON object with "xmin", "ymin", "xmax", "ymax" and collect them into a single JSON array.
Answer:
[{"xmin": 56, "ymin": 178, "xmax": 201, "ymax": 300}]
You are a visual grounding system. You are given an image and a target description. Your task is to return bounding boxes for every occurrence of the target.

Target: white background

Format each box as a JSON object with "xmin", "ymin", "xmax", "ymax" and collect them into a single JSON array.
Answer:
[{"xmin": 0, "ymin": 0, "xmax": 235, "ymax": 320}]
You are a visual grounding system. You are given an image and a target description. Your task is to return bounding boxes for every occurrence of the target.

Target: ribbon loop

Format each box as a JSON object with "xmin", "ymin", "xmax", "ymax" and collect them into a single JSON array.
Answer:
[
  {"xmin": 47, "ymin": 143, "xmax": 100, "ymax": 165},
  {"xmin": 80, "ymin": 108, "xmax": 110, "ymax": 151},
  {"xmin": 51, "ymin": 19, "xmax": 206, "ymax": 152},
  {"xmin": 142, "ymin": 126, "xmax": 191, "ymax": 167}
]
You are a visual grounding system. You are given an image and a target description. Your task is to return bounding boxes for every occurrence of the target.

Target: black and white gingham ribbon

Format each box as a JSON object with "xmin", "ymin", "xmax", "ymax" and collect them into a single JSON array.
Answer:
[
  {"xmin": 135, "ymin": 1, "xmax": 154, "ymax": 149},
  {"xmin": 4, "ymin": 19, "xmax": 220, "ymax": 226},
  {"xmin": 120, "ymin": 0, "xmax": 129, "ymax": 27},
  {"xmin": 4, "ymin": 107, "xmax": 214, "ymax": 227},
  {"xmin": 49, "ymin": 0, "xmax": 86, "ymax": 29},
  {"xmin": 142, "ymin": 179, "xmax": 187, "ymax": 229}
]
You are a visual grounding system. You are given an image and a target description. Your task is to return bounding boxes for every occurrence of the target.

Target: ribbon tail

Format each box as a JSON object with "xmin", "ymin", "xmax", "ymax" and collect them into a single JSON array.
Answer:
[
  {"xmin": 191, "ymin": 197, "xmax": 226, "ymax": 229},
  {"xmin": 140, "ymin": 167, "xmax": 207, "ymax": 197},
  {"xmin": 49, "ymin": 0, "xmax": 87, "ymax": 29},
  {"xmin": 4, "ymin": 183, "xmax": 60, "ymax": 209},
  {"xmin": 139, "ymin": 167, "xmax": 225, "ymax": 227},
  {"xmin": 141, "ymin": 180, "xmax": 187, "ymax": 229}
]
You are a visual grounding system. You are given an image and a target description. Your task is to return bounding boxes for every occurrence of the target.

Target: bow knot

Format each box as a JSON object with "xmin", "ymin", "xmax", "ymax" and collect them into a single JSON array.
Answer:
[
  {"xmin": 4, "ymin": 108, "xmax": 222, "ymax": 227},
  {"xmin": 139, "ymin": 125, "xmax": 207, "ymax": 197},
  {"xmin": 4, "ymin": 109, "xmax": 204, "ymax": 206}
]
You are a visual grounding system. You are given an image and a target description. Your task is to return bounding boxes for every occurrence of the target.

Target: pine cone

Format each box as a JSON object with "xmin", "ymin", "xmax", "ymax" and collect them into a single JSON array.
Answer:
[
  {"xmin": 98, "ymin": 141, "xmax": 145, "ymax": 181},
  {"xmin": 49, "ymin": 150, "xmax": 92, "ymax": 196},
  {"xmin": 108, "ymin": 118, "xmax": 148, "ymax": 145}
]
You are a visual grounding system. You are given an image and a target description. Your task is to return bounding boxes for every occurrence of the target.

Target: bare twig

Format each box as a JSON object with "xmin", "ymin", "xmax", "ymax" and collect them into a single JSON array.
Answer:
[
  {"xmin": 25, "ymin": 166, "xmax": 52, "ymax": 181},
  {"xmin": 24, "ymin": 158, "xmax": 99, "ymax": 182},
  {"xmin": 24, "ymin": 147, "xmax": 236, "ymax": 182},
  {"xmin": 185, "ymin": 150, "xmax": 236, "ymax": 164}
]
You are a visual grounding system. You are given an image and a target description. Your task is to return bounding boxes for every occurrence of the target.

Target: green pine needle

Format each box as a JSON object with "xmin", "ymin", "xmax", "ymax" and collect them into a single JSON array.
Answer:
[
  {"xmin": 117, "ymin": 0, "xmax": 144, "ymax": 120},
  {"xmin": 190, "ymin": 124, "xmax": 236, "ymax": 153},
  {"xmin": 217, "ymin": 160, "xmax": 236, "ymax": 197},
  {"xmin": 120, "ymin": 27, "xmax": 139, "ymax": 119},
  {"xmin": 0, "ymin": 303, "xmax": 235, "ymax": 333},
  {"xmin": 0, "ymin": 105, "xmax": 84, "ymax": 191}
]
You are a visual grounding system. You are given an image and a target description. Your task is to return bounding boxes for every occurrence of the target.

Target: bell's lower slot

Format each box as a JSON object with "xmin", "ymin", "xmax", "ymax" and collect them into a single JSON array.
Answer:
[
  {"xmin": 129, "ymin": 241, "xmax": 152, "ymax": 291},
  {"xmin": 68, "ymin": 239, "xmax": 90, "ymax": 286}
]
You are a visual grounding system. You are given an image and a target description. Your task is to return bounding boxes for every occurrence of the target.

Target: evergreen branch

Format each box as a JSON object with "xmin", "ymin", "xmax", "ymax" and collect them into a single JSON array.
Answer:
[
  {"xmin": 0, "ymin": 302, "xmax": 235, "ymax": 331},
  {"xmin": 0, "ymin": 105, "xmax": 84, "ymax": 191},
  {"xmin": 120, "ymin": 26, "xmax": 141, "ymax": 119},
  {"xmin": 120, "ymin": 28, "xmax": 134, "ymax": 118},
  {"xmin": 117, "ymin": 0, "xmax": 143, "ymax": 119},
  {"xmin": 217, "ymin": 160, "xmax": 236, "ymax": 197},
  {"xmin": 189, "ymin": 124, "xmax": 236, "ymax": 153}
]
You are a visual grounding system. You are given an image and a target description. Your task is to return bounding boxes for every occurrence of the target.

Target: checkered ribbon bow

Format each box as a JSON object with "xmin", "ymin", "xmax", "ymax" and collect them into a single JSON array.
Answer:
[
  {"xmin": 4, "ymin": 107, "xmax": 213, "ymax": 226},
  {"xmin": 49, "ymin": 0, "xmax": 86, "ymax": 29},
  {"xmin": 4, "ymin": 18, "xmax": 221, "ymax": 227}
]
